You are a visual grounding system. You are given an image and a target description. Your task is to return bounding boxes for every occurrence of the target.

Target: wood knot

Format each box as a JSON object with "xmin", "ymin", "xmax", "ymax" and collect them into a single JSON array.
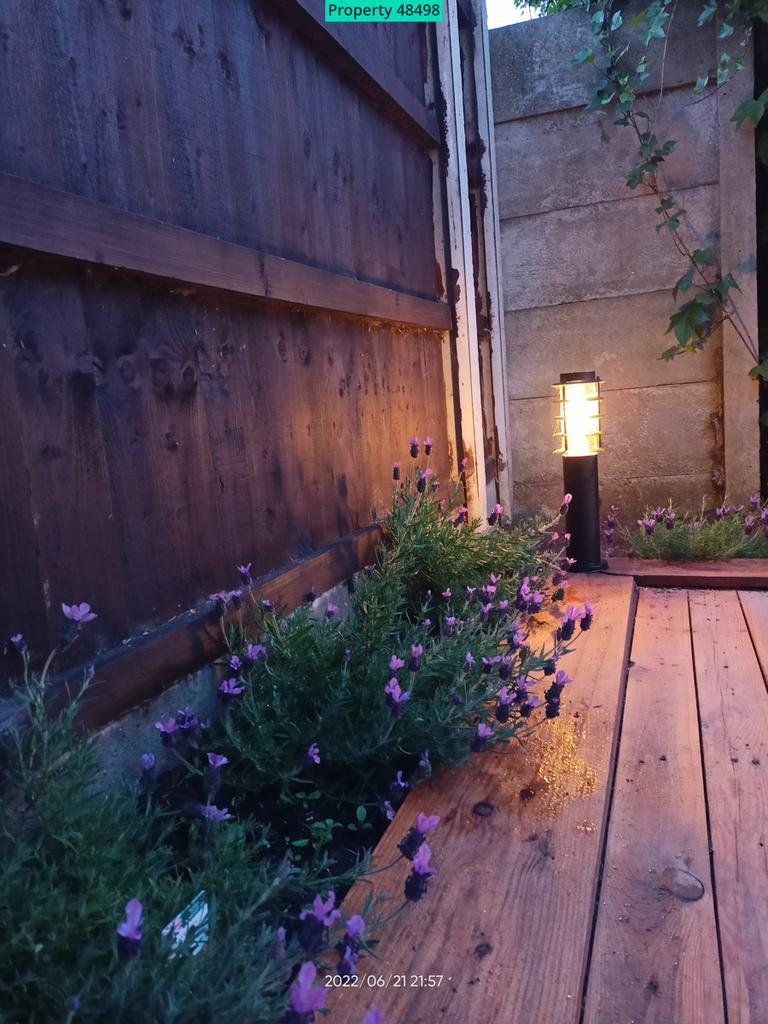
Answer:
[
  {"xmin": 474, "ymin": 943, "xmax": 493, "ymax": 959},
  {"xmin": 658, "ymin": 865, "xmax": 705, "ymax": 902},
  {"xmin": 472, "ymin": 801, "xmax": 494, "ymax": 817}
]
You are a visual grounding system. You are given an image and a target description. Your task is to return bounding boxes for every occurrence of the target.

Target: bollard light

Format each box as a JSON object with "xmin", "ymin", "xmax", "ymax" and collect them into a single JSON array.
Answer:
[{"xmin": 553, "ymin": 371, "xmax": 606, "ymax": 572}]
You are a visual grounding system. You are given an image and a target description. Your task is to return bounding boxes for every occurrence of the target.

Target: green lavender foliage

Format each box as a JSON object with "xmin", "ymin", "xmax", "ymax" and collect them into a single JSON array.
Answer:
[
  {"xmin": 0, "ymin": 457, "xmax": 575, "ymax": 1022},
  {"xmin": 0, "ymin": 654, "xmax": 364, "ymax": 1023},
  {"xmin": 620, "ymin": 500, "xmax": 768, "ymax": 560},
  {"xmin": 219, "ymin": 470, "xmax": 572, "ymax": 807}
]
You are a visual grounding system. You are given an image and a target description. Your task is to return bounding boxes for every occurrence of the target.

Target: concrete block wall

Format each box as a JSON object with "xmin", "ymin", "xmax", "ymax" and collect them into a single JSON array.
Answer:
[{"xmin": 490, "ymin": 3, "xmax": 759, "ymax": 522}]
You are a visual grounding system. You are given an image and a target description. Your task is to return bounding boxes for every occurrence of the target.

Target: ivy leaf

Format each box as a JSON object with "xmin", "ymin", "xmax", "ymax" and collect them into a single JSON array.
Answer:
[
  {"xmin": 673, "ymin": 269, "xmax": 694, "ymax": 299},
  {"xmin": 590, "ymin": 9, "xmax": 605, "ymax": 33},
  {"xmin": 692, "ymin": 247, "xmax": 718, "ymax": 267},
  {"xmin": 611, "ymin": 11, "xmax": 623, "ymax": 30},
  {"xmin": 732, "ymin": 87, "xmax": 768, "ymax": 127},
  {"xmin": 571, "ymin": 48, "xmax": 595, "ymax": 65},
  {"xmin": 749, "ymin": 360, "xmax": 768, "ymax": 381},
  {"xmin": 698, "ymin": 2, "xmax": 717, "ymax": 26},
  {"xmin": 718, "ymin": 20, "xmax": 734, "ymax": 38},
  {"xmin": 694, "ymin": 75, "xmax": 709, "ymax": 95},
  {"xmin": 661, "ymin": 344, "xmax": 682, "ymax": 361},
  {"xmin": 667, "ymin": 298, "xmax": 713, "ymax": 345},
  {"xmin": 719, "ymin": 273, "xmax": 741, "ymax": 299},
  {"xmin": 629, "ymin": 10, "xmax": 646, "ymax": 29}
]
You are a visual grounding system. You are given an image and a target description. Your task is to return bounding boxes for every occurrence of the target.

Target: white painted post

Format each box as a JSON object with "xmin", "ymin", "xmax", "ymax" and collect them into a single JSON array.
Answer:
[{"xmin": 436, "ymin": 0, "xmax": 488, "ymax": 522}]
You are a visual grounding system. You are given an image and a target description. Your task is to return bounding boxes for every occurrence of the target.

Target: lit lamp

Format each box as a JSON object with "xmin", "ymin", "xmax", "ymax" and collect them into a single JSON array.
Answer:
[{"xmin": 553, "ymin": 370, "xmax": 606, "ymax": 572}]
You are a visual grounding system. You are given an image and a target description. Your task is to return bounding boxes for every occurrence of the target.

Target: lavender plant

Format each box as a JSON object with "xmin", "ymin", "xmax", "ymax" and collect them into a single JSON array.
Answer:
[
  {"xmin": 605, "ymin": 494, "xmax": 768, "ymax": 559},
  {"xmin": 216, "ymin": 443, "xmax": 588, "ymax": 817}
]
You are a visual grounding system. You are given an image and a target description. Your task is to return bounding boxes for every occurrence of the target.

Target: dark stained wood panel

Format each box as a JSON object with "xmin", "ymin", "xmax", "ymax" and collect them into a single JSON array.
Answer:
[
  {"xmin": 329, "ymin": 575, "xmax": 636, "ymax": 1024},
  {"xmin": 0, "ymin": 0, "xmax": 440, "ymax": 297},
  {"xmin": 0, "ymin": 258, "xmax": 449, "ymax": 659},
  {"xmin": 266, "ymin": 0, "xmax": 437, "ymax": 146},
  {"xmin": 0, "ymin": 175, "xmax": 452, "ymax": 329}
]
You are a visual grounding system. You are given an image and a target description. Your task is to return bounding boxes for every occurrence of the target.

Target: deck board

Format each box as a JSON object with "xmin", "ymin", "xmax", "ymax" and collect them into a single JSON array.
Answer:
[
  {"xmin": 738, "ymin": 590, "xmax": 768, "ymax": 685},
  {"xmin": 583, "ymin": 589, "xmax": 724, "ymax": 1024},
  {"xmin": 689, "ymin": 590, "xmax": 768, "ymax": 1024},
  {"xmin": 329, "ymin": 575, "xmax": 636, "ymax": 1024}
]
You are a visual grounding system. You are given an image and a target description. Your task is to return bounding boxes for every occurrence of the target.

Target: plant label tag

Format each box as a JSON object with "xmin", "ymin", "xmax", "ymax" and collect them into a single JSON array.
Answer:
[{"xmin": 162, "ymin": 890, "xmax": 209, "ymax": 957}]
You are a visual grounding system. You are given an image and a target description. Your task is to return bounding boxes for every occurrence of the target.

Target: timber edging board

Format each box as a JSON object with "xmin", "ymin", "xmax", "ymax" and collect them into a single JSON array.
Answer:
[
  {"xmin": 2, "ymin": 524, "xmax": 383, "ymax": 732},
  {"xmin": 0, "ymin": 173, "xmax": 452, "ymax": 331},
  {"xmin": 605, "ymin": 557, "xmax": 768, "ymax": 589}
]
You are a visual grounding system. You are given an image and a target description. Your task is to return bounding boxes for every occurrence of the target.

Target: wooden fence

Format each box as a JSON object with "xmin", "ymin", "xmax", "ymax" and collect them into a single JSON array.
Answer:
[{"xmin": 0, "ymin": 0, "xmax": 506, "ymax": 723}]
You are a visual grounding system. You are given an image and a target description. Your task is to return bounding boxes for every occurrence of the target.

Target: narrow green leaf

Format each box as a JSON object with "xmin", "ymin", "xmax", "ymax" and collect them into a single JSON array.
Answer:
[
  {"xmin": 693, "ymin": 75, "xmax": 709, "ymax": 95},
  {"xmin": 571, "ymin": 48, "xmax": 595, "ymax": 66}
]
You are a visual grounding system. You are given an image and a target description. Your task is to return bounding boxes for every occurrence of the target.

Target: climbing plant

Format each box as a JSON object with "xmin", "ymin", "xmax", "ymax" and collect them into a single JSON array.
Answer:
[{"xmin": 516, "ymin": 0, "xmax": 768, "ymax": 379}]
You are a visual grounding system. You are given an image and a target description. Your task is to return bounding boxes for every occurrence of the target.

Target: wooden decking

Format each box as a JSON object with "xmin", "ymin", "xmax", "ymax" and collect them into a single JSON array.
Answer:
[{"xmin": 330, "ymin": 573, "xmax": 768, "ymax": 1024}]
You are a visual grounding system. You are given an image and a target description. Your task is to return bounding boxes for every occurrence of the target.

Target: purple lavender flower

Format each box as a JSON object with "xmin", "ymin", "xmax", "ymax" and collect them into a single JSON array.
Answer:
[
  {"xmin": 519, "ymin": 694, "xmax": 541, "ymax": 718},
  {"xmin": 335, "ymin": 914, "xmax": 366, "ymax": 976},
  {"xmin": 651, "ymin": 506, "xmax": 665, "ymax": 522},
  {"xmin": 237, "ymin": 562, "xmax": 252, "ymax": 586},
  {"xmin": 495, "ymin": 686, "xmax": 514, "ymax": 723},
  {"xmin": 404, "ymin": 842, "xmax": 437, "ymax": 901},
  {"xmin": 175, "ymin": 707, "xmax": 199, "ymax": 734},
  {"xmin": 507, "ymin": 623, "xmax": 528, "ymax": 650},
  {"xmin": 558, "ymin": 605, "xmax": 580, "ymax": 642},
  {"xmin": 229, "ymin": 654, "xmax": 242, "ymax": 673},
  {"xmin": 487, "ymin": 503, "xmax": 504, "ymax": 527},
  {"xmin": 750, "ymin": 492, "xmax": 761, "ymax": 510},
  {"xmin": 198, "ymin": 804, "xmax": 232, "ymax": 822},
  {"xmin": 481, "ymin": 655, "xmax": 501, "ymax": 674},
  {"xmin": 287, "ymin": 961, "xmax": 328, "ymax": 1020},
  {"xmin": 261, "ymin": 598, "xmax": 274, "ymax": 613},
  {"xmin": 463, "ymin": 651, "xmax": 475, "ymax": 672},
  {"xmin": 218, "ymin": 677, "xmax": 245, "ymax": 700},
  {"xmin": 745, "ymin": 515, "xmax": 757, "ymax": 536},
  {"xmin": 298, "ymin": 892, "xmax": 341, "ymax": 954},
  {"xmin": 304, "ymin": 587, "xmax": 316, "ymax": 605},
  {"xmin": 154, "ymin": 717, "xmax": 178, "ymax": 747},
  {"xmin": 209, "ymin": 591, "xmax": 229, "ymax": 615},
  {"xmin": 416, "ymin": 468, "xmax": 433, "ymax": 493},
  {"xmin": 471, "ymin": 722, "xmax": 493, "ymax": 752},
  {"xmin": 393, "ymin": 462, "xmax": 401, "ymax": 481},
  {"xmin": 10, "ymin": 633, "xmax": 26, "ymax": 654},
  {"xmin": 421, "ymin": 618, "xmax": 432, "ymax": 630},
  {"xmin": 389, "ymin": 654, "xmax": 405, "ymax": 672},
  {"xmin": 419, "ymin": 750, "xmax": 432, "ymax": 778},
  {"xmin": 410, "ymin": 436, "xmax": 420, "ymax": 458},
  {"xmin": 384, "ymin": 677, "xmax": 411, "ymax": 717},
  {"xmin": 245, "ymin": 642, "xmax": 267, "ymax": 664},
  {"xmin": 207, "ymin": 752, "xmax": 229, "ymax": 769},
  {"xmin": 62, "ymin": 602, "xmax": 98, "ymax": 624},
  {"xmin": 398, "ymin": 811, "xmax": 440, "ymax": 859},
  {"xmin": 580, "ymin": 601, "xmax": 594, "ymax": 631},
  {"xmin": 424, "ymin": 436, "xmax": 434, "ymax": 455},
  {"xmin": 408, "ymin": 644, "xmax": 424, "ymax": 672},
  {"xmin": 304, "ymin": 743, "xmax": 320, "ymax": 767},
  {"xmin": 498, "ymin": 599, "xmax": 510, "ymax": 615},
  {"xmin": 454, "ymin": 506, "xmax": 468, "ymax": 526},
  {"xmin": 382, "ymin": 800, "xmax": 395, "ymax": 821},
  {"xmin": 441, "ymin": 588, "xmax": 452, "ymax": 601},
  {"xmin": 498, "ymin": 655, "xmax": 513, "ymax": 681},
  {"xmin": 116, "ymin": 899, "xmax": 143, "ymax": 960},
  {"xmin": 443, "ymin": 615, "xmax": 456, "ymax": 636},
  {"xmin": 139, "ymin": 753, "xmax": 157, "ymax": 792},
  {"xmin": 228, "ymin": 589, "xmax": 243, "ymax": 610},
  {"xmin": 638, "ymin": 518, "xmax": 656, "ymax": 535},
  {"xmin": 560, "ymin": 493, "xmax": 572, "ymax": 516}
]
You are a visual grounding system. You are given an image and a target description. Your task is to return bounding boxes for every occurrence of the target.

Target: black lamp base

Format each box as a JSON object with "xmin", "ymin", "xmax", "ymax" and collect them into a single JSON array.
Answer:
[{"xmin": 563, "ymin": 454, "xmax": 606, "ymax": 573}]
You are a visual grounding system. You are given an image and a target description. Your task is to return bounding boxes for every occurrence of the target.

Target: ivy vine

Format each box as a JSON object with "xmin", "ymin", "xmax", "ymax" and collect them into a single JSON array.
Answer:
[{"xmin": 555, "ymin": 0, "xmax": 768, "ymax": 378}]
